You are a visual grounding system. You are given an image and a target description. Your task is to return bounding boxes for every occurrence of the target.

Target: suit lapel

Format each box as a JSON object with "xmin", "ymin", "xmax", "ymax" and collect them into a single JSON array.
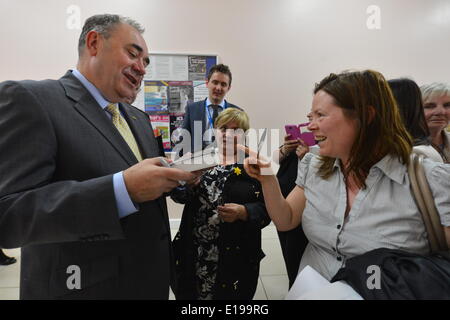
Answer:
[
  {"xmin": 120, "ymin": 104, "xmax": 161, "ymax": 159},
  {"xmin": 60, "ymin": 72, "xmax": 169, "ymax": 218},
  {"xmin": 60, "ymin": 72, "xmax": 137, "ymax": 166},
  {"xmin": 202, "ymin": 99, "xmax": 208, "ymax": 134}
]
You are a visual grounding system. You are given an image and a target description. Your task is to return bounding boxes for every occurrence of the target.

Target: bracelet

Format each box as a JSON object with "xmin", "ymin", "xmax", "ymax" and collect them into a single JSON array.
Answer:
[{"xmin": 279, "ymin": 145, "xmax": 285, "ymax": 156}]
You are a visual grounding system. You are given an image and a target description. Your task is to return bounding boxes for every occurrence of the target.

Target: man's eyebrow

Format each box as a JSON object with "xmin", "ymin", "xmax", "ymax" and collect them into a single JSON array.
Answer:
[
  {"xmin": 130, "ymin": 43, "xmax": 143, "ymax": 52},
  {"xmin": 130, "ymin": 44, "xmax": 150, "ymax": 65}
]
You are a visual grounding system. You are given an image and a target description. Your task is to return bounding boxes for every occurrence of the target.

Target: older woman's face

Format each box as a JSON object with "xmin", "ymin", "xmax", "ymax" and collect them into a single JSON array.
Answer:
[
  {"xmin": 307, "ymin": 90, "xmax": 359, "ymax": 165},
  {"xmin": 423, "ymin": 94, "xmax": 450, "ymax": 133},
  {"xmin": 215, "ymin": 121, "xmax": 245, "ymax": 154}
]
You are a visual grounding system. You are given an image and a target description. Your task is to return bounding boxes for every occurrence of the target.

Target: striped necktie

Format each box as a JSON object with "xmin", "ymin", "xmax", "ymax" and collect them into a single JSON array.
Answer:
[{"xmin": 106, "ymin": 103, "xmax": 143, "ymax": 161}]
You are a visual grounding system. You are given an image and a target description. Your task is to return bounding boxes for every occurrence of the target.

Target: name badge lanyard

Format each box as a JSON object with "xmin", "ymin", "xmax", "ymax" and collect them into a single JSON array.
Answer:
[
  {"xmin": 205, "ymin": 100, "xmax": 228, "ymax": 139},
  {"xmin": 205, "ymin": 100, "xmax": 228, "ymax": 129}
]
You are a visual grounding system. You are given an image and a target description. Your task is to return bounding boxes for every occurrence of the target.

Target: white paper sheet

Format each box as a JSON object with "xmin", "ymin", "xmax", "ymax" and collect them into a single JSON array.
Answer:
[{"xmin": 285, "ymin": 265, "xmax": 363, "ymax": 300}]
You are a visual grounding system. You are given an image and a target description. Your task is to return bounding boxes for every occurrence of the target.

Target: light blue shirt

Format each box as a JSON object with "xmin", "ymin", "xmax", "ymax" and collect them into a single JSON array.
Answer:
[
  {"xmin": 204, "ymin": 98, "xmax": 226, "ymax": 142},
  {"xmin": 205, "ymin": 98, "xmax": 225, "ymax": 130},
  {"xmin": 72, "ymin": 69, "xmax": 138, "ymax": 219}
]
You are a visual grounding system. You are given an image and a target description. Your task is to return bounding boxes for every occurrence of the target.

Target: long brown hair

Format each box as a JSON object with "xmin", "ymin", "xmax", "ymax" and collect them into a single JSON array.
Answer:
[
  {"xmin": 314, "ymin": 70, "xmax": 413, "ymax": 189},
  {"xmin": 388, "ymin": 78, "xmax": 430, "ymax": 145}
]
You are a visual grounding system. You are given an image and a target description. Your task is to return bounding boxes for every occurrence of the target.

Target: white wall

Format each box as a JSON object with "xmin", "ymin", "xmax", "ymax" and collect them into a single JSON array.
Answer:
[{"xmin": 1, "ymin": 0, "xmax": 449, "ymax": 218}]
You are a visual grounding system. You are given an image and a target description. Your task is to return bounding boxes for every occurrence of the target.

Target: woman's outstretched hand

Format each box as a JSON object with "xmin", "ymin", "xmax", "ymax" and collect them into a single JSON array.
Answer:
[{"xmin": 238, "ymin": 145, "xmax": 274, "ymax": 183}]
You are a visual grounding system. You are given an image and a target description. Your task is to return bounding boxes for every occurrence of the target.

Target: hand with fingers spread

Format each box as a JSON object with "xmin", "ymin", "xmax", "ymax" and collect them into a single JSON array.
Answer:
[
  {"xmin": 123, "ymin": 157, "xmax": 198, "ymax": 203},
  {"xmin": 217, "ymin": 203, "xmax": 248, "ymax": 223}
]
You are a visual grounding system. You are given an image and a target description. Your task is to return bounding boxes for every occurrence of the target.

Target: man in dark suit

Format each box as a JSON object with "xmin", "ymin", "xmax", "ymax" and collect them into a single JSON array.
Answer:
[
  {"xmin": 180, "ymin": 64, "xmax": 241, "ymax": 153},
  {"xmin": 0, "ymin": 14, "xmax": 196, "ymax": 299}
]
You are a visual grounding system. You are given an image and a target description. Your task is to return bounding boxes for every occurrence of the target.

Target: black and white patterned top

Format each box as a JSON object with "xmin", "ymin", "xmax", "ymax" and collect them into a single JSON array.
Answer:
[{"xmin": 193, "ymin": 164, "xmax": 237, "ymax": 300}]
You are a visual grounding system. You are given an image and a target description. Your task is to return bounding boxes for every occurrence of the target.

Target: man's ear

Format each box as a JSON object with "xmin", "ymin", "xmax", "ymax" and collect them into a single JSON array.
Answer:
[{"xmin": 84, "ymin": 30, "xmax": 101, "ymax": 56}]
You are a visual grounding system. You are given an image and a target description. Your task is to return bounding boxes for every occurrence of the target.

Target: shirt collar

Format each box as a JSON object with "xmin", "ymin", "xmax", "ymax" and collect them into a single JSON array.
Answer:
[
  {"xmin": 206, "ymin": 98, "xmax": 225, "ymax": 109},
  {"xmin": 332, "ymin": 154, "xmax": 406, "ymax": 185},
  {"xmin": 72, "ymin": 69, "xmax": 112, "ymax": 110},
  {"xmin": 371, "ymin": 155, "xmax": 407, "ymax": 184}
]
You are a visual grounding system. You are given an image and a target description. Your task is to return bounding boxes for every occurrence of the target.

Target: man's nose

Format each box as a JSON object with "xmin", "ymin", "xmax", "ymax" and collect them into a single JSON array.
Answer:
[{"xmin": 133, "ymin": 59, "xmax": 146, "ymax": 76}]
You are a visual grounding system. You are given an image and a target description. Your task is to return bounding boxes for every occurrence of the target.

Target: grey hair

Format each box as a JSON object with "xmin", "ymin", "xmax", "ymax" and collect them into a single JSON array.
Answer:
[
  {"xmin": 420, "ymin": 82, "xmax": 450, "ymax": 103},
  {"xmin": 78, "ymin": 14, "xmax": 145, "ymax": 56}
]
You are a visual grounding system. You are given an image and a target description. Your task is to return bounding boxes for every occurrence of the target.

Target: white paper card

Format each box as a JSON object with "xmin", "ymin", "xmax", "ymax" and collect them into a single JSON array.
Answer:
[{"xmin": 285, "ymin": 265, "xmax": 363, "ymax": 300}]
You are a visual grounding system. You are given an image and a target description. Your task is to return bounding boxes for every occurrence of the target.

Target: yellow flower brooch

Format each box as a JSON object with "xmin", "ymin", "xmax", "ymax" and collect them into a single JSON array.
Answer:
[{"xmin": 234, "ymin": 167, "xmax": 242, "ymax": 176}]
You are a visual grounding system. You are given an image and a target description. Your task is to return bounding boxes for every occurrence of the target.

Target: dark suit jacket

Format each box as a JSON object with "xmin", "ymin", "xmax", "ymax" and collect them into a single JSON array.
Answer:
[
  {"xmin": 0, "ymin": 71, "xmax": 173, "ymax": 299},
  {"xmin": 181, "ymin": 99, "xmax": 241, "ymax": 153}
]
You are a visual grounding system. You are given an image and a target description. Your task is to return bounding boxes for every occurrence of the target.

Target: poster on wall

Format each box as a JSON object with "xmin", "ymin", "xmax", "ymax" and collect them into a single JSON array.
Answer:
[
  {"xmin": 144, "ymin": 81, "xmax": 169, "ymax": 114},
  {"xmin": 146, "ymin": 55, "xmax": 189, "ymax": 81},
  {"xmin": 193, "ymin": 80, "xmax": 209, "ymax": 102},
  {"xmin": 188, "ymin": 56, "xmax": 207, "ymax": 81},
  {"xmin": 170, "ymin": 114, "xmax": 185, "ymax": 149},
  {"xmin": 168, "ymin": 81, "xmax": 194, "ymax": 114},
  {"xmin": 149, "ymin": 114, "xmax": 171, "ymax": 151},
  {"xmin": 135, "ymin": 53, "xmax": 217, "ymax": 151}
]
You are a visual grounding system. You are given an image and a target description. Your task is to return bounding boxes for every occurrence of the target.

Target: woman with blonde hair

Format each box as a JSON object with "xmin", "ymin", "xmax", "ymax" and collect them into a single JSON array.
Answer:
[
  {"xmin": 420, "ymin": 82, "xmax": 450, "ymax": 163},
  {"xmin": 171, "ymin": 108, "xmax": 270, "ymax": 300}
]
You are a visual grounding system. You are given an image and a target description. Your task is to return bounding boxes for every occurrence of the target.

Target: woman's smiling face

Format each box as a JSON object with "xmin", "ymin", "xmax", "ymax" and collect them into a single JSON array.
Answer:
[
  {"xmin": 307, "ymin": 90, "xmax": 359, "ymax": 165},
  {"xmin": 423, "ymin": 94, "xmax": 450, "ymax": 135}
]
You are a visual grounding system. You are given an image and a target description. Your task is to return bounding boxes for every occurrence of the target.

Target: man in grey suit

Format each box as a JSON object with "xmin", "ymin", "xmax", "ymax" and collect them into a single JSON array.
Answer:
[
  {"xmin": 0, "ymin": 14, "xmax": 196, "ymax": 299},
  {"xmin": 180, "ymin": 64, "xmax": 242, "ymax": 153}
]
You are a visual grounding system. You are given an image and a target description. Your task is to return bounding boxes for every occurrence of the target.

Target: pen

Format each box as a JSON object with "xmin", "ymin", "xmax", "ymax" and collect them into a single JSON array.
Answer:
[{"xmin": 257, "ymin": 128, "xmax": 267, "ymax": 159}]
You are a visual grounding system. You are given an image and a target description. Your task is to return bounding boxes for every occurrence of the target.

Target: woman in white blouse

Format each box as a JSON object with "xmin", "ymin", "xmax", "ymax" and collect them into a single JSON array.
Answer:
[{"xmin": 243, "ymin": 70, "xmax": 450, "ymax": 281}]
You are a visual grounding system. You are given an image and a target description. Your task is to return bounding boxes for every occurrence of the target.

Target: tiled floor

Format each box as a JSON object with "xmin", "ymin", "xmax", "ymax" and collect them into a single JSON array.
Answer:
[
  {"xmin": 0, "ymin": 224, "xmax": 288, "ymax": 300},
  {"xmin": 0, "ymin": 248, "xmax": 20, "ymax": 300}
]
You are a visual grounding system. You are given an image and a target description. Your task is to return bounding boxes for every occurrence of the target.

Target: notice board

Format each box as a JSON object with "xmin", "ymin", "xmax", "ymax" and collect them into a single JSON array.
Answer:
[{"xmin": 134, "ymin": 53, "xmax": 218, "ymax": 151}]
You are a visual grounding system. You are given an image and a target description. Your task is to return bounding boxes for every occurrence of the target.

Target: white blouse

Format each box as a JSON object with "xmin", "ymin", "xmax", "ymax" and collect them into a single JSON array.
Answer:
[{"xmin": 295, "ymin": 153, "xmax": 450, "ymax": 280}]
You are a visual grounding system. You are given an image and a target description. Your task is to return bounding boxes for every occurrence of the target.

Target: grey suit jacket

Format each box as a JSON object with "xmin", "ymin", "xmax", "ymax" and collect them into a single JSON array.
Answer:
[
  {"xmin": 0, "ymin": 71, "xmax": 173, "ymax": 299},
  {"xmin": 182, "ymin": 99, "xmax": 241, "ymax": 152}
]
